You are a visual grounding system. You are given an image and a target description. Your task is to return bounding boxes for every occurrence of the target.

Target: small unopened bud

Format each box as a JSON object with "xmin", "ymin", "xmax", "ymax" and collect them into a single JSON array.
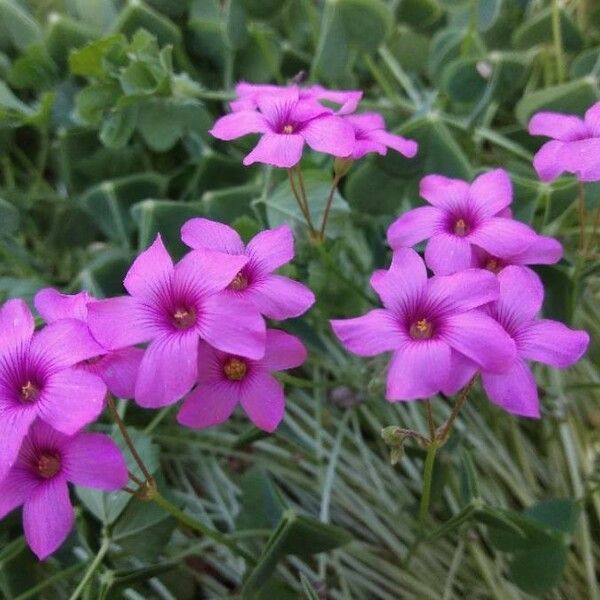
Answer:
[
  {"xmin": 381, "ymin": 426, "xmax": 406, "ymax": 446},
  {"xmin": 390, "ymin": 445, "xmax": 404, "ymax": 466},
  {"xmin": 334, "ymin": 156, "xmax": 354, "ymax": 179}
]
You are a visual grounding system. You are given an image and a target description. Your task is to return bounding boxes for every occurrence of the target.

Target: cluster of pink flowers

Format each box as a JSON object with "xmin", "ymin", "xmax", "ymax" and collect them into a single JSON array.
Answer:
[
  {"xmin": 0, "ymin": 218, "xmax": 312, "ymax": 558},
  {"xmin": 210, "ymin": 82, "xmax": 418, "ymax": 167}
]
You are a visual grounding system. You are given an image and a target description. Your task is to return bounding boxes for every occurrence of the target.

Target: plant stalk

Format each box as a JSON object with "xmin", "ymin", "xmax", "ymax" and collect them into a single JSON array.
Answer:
[{"xmin": 418, "ymin": 441, "xmax": 439, "ymax": 523}]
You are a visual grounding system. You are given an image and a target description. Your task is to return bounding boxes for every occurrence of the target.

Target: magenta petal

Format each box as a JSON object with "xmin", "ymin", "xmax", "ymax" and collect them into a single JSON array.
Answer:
[
  {"xmin": 468, "ymin": 217, "xmax": 536, "ymax": 258},
  {"xmin": 426, "ymin": 268, "xmax": 499, "ymax": 313},
  {"xmin": 30, "ymin": 319, "xmax": 105, "ymax": 370},
  {"xmin": 370, "ymin": 248, "xmax": 427, "ymax": 314},
  {"xmin": 94, "ymin": 347, "xmax": 144, "ymax": 399},
  {"xmin": 180, "ymin": 218, "xmax": 245, "ymax": 254},
  {"xmin": 469, "ymin": 169, "xmax": 512, "ymax": 218},
  {"xmin": 441, "ymin": 351, "xmax": 478, "ymax": 396},
  {"xmin": 370, "ymin": 129, "xmax": 418, "ymax": 157},
  {"xmin": 178, "ymin": 382, "xmax": 238, "ymax": 429},
  {"xmin": 528, "ymin": 112, "xmax": 588, "ymax": 141},
  {"xmin": 124, "ymin": 234, "xmax": 173, "ymax": 298},
  {"xmin": 387, "ymin": 207, "xmax": 443, "ymax": 249},
  {"xmin": 0, "ymin": 408, "xmax": 36, "ymax": 483},
  {"xmin": 331, "ymin": 309, "xmax": 405, "ymax": 357},
  {"xmin": 0, "ymin": 299, "xmax": 34, "ymax": 354},
  {"xmin": 135, "ymin": 333, "xmax": 198, "ymax": 408},
  {"xmin": 441, "ymin": 310, "xmax": 517, "ymax": 373},
  {"xmin": 419, "ymin": 175, "xmax": 469, "ymax": 210},
  {"xmin": 248, "ymin": 275, "xmax": 315, "ymax": 320},
  {"xmin": 584, "ymin": 101, "xmax": 600, "ymax": 133},
  {"xmin": 386, "ymin": 341, "xmax": 451, "ymax": 401},
  {"xmin": 240, "ymin": 373, "xmax": 285, "ymax": 432},
  {"xmin": 38, "ymin": 368, "xmax": 105, "ymax": 434},
  {"xmin": 243, "ymin": 132, "xmax": 304, "ymax": 168},
  {"xmin": 87, "ymin": 296, "xmax": 158, "ymax": 350},
  {"xmin": 482, "ymin": 360, "xmax": 540, "ymax": 418},
  {"xmin": 262, "ymin": 330, "xmax": 307, "ymax": 372},
  {"xmin": 23, "ymin": 477, "xmax": 74, "ymax": 560},
  {"xmin": 425, "ymin": 233, "xmax": 472, "ymax": 275},
  {"xmin": 511, "ymin": 235, "xmax": 563, "ymax": 265},
  {"xmin": 351, "ymin": 139, "xmax": 387, "ymax": 159},
  {"xmin": 302, "ymin": 115, "xmax": 355, "ymax": 157},
  {"xmin": 0, "ymin": 465, "xmax": 37, "ymax": 518},
  {"xmin": 532, "ymin": 140, "xmax": 566, "ymax": 182},
  {"xmin": 246, "ymin": 225, "xmax": 294, "ymax": 274},
  {"xmin": 517, "ymin": 320, "xmax": 589, "ymax": 367},
  {"xmin": 556, "ymin": 138, "xmax": 600, "ymax": 181},
  {"xmin": 34, "ymin": 289, "xmax": 90, "ymax": 323},
  {"xmin": 201, "ymin": 296, "xmax": 266, "ymax": 360},
  {"xmin": 496, "ymin": 266, "xmax": 544, "ymax": 327},
  {"xmin": 63, "ymin": 432, "xmax": 128, "ymax": 490},
  {"xmin": 257, "ymin": 86, "xmax": 299, "ymax": 120},
  {"xmin": 209, "ymin": 110, "xmax": 268, "ymax": 140},
  {"xmin": 345, "ymin": 112, "xmax": 385, "ymax": 130}
]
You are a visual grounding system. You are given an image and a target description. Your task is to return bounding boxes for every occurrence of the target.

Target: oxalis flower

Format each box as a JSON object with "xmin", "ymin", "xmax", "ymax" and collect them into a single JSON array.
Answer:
[
  {"xmin": 210, "ymin": 85, "xmax": 355, "ymax": 168},
  {"xmin": 443, "ymin": 266, "xmax": 589, "ymax": 417},
  {"xmin": 330, "ymin": 248, "xmax": 517, "ymax": 401},
  {"xmin": 34, "ymin": 289, "xmax": 143, "ymax": 399},
  {"xmin": 87, "ymin": 235, "xmax": 266, "ymax": 409},
  {"xmin": 0, "ymin": 420, "xmax": 127, "ymax": 559},
  {"xmin": 528, "ymin": 101, "xmax": 600, "ymax": 182},
  {"xmin": 387, "ymin": 169, "xmax": 540, "ymax": 275},
  {"xmin": 178, "ymin": 330, "xmax": 307, "ymax": 432},
  {"xmin": 0, "ymin": 300, "xmax": 106, "ymax": 483},
  {"xmin": 181, "ymin": 219, "xmax": 315, "ymax": 320}
]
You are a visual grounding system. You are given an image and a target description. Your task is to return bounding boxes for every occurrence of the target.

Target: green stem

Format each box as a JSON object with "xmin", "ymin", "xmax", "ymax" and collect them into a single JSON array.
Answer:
[
  {"xmin": 551, "ymin": 0, "xmax": 566, "ymax": 83},
  {"xmin": 151, "ymin": 490, "xmax": 255, "ymax": 563},
  {"xmin": 419, "ymin": 442, "xmax": 439, "ymax": 523},
  {"xmin": 296, "ymin": 166, "xmax": 317, "ymax": 235},
  {"xmin": 437, "ymin": 375, "xmax": 478, "ymax": 443},
  {"xmin": 16, "ymin": 562, "xmax": 86, "ymax": 600},
  {"xmin": 319, "ymin": 174, "xmax": 341, "ymax": 239},
  {"xmin": 68, "ymin": 537, "xmax": 110, "ymax": 600},
  {"xmin": 287, "ymin": 168, "xmax": 316, "ymax": 235}
]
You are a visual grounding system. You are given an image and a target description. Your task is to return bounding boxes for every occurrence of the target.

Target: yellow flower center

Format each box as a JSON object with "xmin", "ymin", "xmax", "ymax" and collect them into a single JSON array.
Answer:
[
  {"xmin": 453, "ymin": 218, "xmax": 469, "ymax": 236},
  {"xmin": 20, "ymin": 380, "xmax": 39, "ymax": 402},
  {"xmin": 37, "ymin": 454, "xmax": 60, "ymax": 479},
  {"xmin": 409, "ymin": 318, "xmax": 433, "ymax": 340},
  {"xmin": 283, "ymin": 124, "xmax": 294, "ymax": 134},
  {"xmin": 223, "ymin": 358, "xmax": 247, "ymax": 381},
  {"xmin": 485, "ymin": 258, "xmax": 502, "ymax": 274},
  {"xmin": 228, "ymin": 271, "xmax": 248, "ymax": 291},
  {"xmin": 172, "ymin": 307, "xmax": 196, "ymax": 330}
]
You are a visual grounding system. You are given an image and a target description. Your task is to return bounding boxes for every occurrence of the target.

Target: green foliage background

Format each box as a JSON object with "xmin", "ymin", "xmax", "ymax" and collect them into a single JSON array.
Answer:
[{"xmin": 0, "ymin": 0, "xmax": 599, "ymax": 598}]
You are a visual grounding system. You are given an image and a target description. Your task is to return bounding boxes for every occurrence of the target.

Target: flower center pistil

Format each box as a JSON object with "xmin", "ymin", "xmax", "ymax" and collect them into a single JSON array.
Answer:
[
  {"xmin": 409, "ymin": 318, "xmax": 434, "ymax": 340},
  {"xmin": 485, "ymin": 257, "xmax": 502, "ymax": 274},
  {"xmin": 20, "ymin": 380, "xmax": 39, "ymax": 402},
  {"xmin": 453, "ymin": 218, "xmax": 469, "ymax": 236},
  {"xmin": 282, "ymin": 124, "xmax": 294, "ymax": 134},
  {"xmin": 228, "ymin": 271, "xmax": 248, "ymax": 291},
  {"xmin": 37, "ymin": 453, "xmax": 61, "ymax": 479},
  {"xmin": 172, "ymin": 307, "xmax": 196, "ymax": 330},
  {"xmin": 223, "ymin": 358, "xmax": 247, "ymax": 381}
]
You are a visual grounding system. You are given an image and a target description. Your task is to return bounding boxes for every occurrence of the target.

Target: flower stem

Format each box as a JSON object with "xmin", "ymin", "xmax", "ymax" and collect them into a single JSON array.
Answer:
[
  {"xmin": 425, "ymin": 400, "xmax": 435, "ymax": 442},
  {"xmin": 319, "ymin": 174, "xmax": 341, "ymax": 239},
  {"xmin": 287, "ymin": 168, "xmax": 317, "ymax": 236},
  {"xmin": 551, "ymin": 0, "xmax": 566, "ymax": 83},
  {"xmin": 418, "ymin": 441, "xmax": 439, "ymax": 523},
  {"xmin": 577, "ymin": 181, "xmax": 587, "ymax": 253},
  {"xmin": 67, "ymin": 536, "xmax": 110, "ymax": 600},
  {"xmin": 437, "ymin": 375, "xmax": 478, "ymax": 443}
]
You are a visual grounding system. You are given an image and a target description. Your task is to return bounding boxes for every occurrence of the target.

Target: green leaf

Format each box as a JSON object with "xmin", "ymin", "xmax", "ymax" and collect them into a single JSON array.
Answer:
[
  {"xmin": 76, "ymin": 248, "xmax": 132, "ymax": 297},
  {"xmin": 0, "ymin": 0, "xmax": 42, "ymax": 52},
  {"xmin": 45, "ymin": 13, "xmax": 96, "ymax": 68},
  {"xmin": 396, "ymin": 0, "xmax": 443, "ymax": 31},
  {"xmin": 114, "ymin": 0, "xmax": 181, "ymax": 46},
  {"xmin": 459, "ymin": 447, "xmax": 480, "ymax": 503},
  {"xmin": 512, "ymin": 7, "xmax": 583, "ymax": 52},
  {"xmin": 69, "ymin": 34, "xmax": 126, "ymax": 78},
  {"xmin": 202, "ymin": 183, "xmax": 259, "ymax": 222},
  {"xmin": 75, "ymin": 82, "xmax": 121, "ymax": 125},
  {"xmin": 8, "ymin": 44, "xmax": 58, "ymax": 90},
  {"xmin": 509, "ymin": 541, "xmax": 568, "ymax": 596},
  {"xmin": 524, "ymin": 499, "xmax": 580, "ymax": 535},
  {"xmin": 0, "ymin": 197, "xmax": 19, "ymax": 234},
  {"xmin": 236, "ymin": 467, "xmax": 286, "ymax": 530},
  {"xmin": 100, "ymin": 105, "xmax": 139, "ymax": 148},
  {"xmin": 299, "ymin": 574, "xmax": 320, "ymax": 600},
  {"xmin": 536, "ymin": 265, "xmax": 575, "ymax": 323}
]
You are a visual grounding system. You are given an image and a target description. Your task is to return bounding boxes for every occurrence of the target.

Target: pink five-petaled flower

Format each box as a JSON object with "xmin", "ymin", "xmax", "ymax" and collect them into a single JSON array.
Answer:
[
  {"xmin": 178, "ymin": 330, "xmax": 306, "ymax": 432},
  {"xmin": 331, "ymin": 248, "xmax": 517, "ymax": 401},
  {"xmin": 443, "ymin": 267, "xmax": 589, "ymax": 417},
  {"xmin": 0, "ymin": 300, "xmax": 106, "ymax": 483},
  {"xmin": 210, "ymin": 86, "xmax": 355, "ymax": 168},
  {"xmin": 387, "ymin": 169, "xmax": 540, "ymax": 275},
  {"xmin": 0, "ymin": 420, "xmax": 127, "ymax": 559},
  {"xmin": 528, "ymin": 101, "xmax": 600, "ymax": 182},
  {"xmin": 181, "ymin": 219, "xmax": 315, "ymax": 320},
  {"xmin": 343, "ymin": 113, "xmax": 418, "ymax": 160},
  {"xmin": 34, "ymin": 289, "xmax": 143, "ymax": 399},
  {"xmin": 86, "ymin": 235, "xmax": 266, "ymax": 409}
]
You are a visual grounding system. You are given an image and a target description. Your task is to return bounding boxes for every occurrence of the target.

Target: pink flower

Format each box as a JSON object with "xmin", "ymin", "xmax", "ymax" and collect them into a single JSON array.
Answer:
[
  {"xmin": 178, "ymin": 330, "xmax": 306, "ymax": 432},
  {"xmin": 387, "ymin": 169, "xmax": 540, "ymax": 275},
  {"xmin": 34, "ymin": 289, "xmax": 143, "ymax": 399},
  {"xmin": 87, "ymin": 235, "xmax": 266, "ymax": 409},
  {"xmin": 210, "ymin": 86, "xmax": 355, "ymax": 168},
  {"xmin": 0, "ymin": 420, "xmax": 127, "ymax": 559},
  {"xmin": 343, "ymin": 113, "xmax": 418, "ymax": 159},
  {"xmin": 330, "ymin": 248, "xmax": 516, "ymax": 401},
  {"xmin": 528, "ymin": 101, "xmax": 600, "ymax": 182},
  {"xmin": 443, "ymin": 267, "xmax": 589, "ymax": 417},
  {"xmin": 181, "ymin": 219, "xmax": 315, "ymax": 320},
  {"xmin": 0, "ymin": 300, "xmax": 106, "ymax": 483}
]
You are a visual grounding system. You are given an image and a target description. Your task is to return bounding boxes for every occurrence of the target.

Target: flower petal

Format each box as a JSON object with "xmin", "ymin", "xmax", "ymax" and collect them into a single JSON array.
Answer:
[
  {"xmin": 0, "ymin": 407, "xmax": 36, "ymax": 483},
  {"xmin": 244, "ymin": 132, "xmax": 304, "ymax": 168},
  {"xmin": 23, "ymin": 477, "xmax": 74, "ymax": 560},
  {"xmin": 386, "ymin": 341, "xmax": 451, "ymax": 401},
  {"xmin": 240, "ymin": 373, "xmax": 285, "ymax": 432},
  {"xmin": 387, "ymin": 206, "xmax": 444, "ymax": 249},
  {"xmin": 424, "ymin": 233, "xmax": 472, "ymax": 275},
  {"xmin": 441, "ymin": 351, "xmax": 478, "ymax": 396},
  {"xmin": 331, "ymin": 309, "xmax": 405, "ymax": 357},
  {"xmin": 468, "ymin": 217, "xmax": 536, "ymax": 258},
  {"xmin": 351, "ymin": 139, "xmax": 387, "ymax": 159},
  {"xmin": 301, "ymin": 115, "xmax": 355, "ymax": 157},
  {"xmin": 200, "ymin": 296, "xmax": 266, "ymax": 360},
  {"xmin": 180, "ymin": 217, "xmax": 245, "ymax": 254},
  {"xmin": 262, "ymin": 330, "xmax": 307, "ymax": 372},
  {"xmin": 528, "ymin": 111, "xmax": 588, "ymax": 141},
  {"xmin": 0, "ymin": 299, "xmax": 34, "ymax": 355},
  {"xmin": 441, "ymin": 310, "xmax": 517, "ymax": 373},
  {"xmin": 370, "ymin": 129, "xmax": 418, "ymax": 157},
  {"xmin": 0, "ymin": 465, "xmax": 37, "ymax": 519},
  {"xmin": 209, "ymin": 110, "xmax": 268, "ymax": 140},
  {"xmin": 135, "ymin": 333, "xmax": 198, "ymax": 408},
  {"xmin": 517, "ymin": 320, "xmax": 589, "ymax": 367},
  {"xmin": 257, "ymin": 86, "xmax": 299, "ymax": 122},
  {"xmin": 246, "ymin": 225, "xmax": 294, "ymax": 274},
  {"xmin": 532, "ymin": 140, "xmax": 566, "ymax": 182},
  {"xmin": 584, "ymin": 101, "xmax": 600, "ymax": 134},
  {"xmin": 124, "ymin": 234, "xmax": 173, "ymax": 298},
  {"xmin": 63, "ymin": 432, "xmax": 128, "ymax": 490},
  {"xmin": 510, "ymin": 235, "xmax": 563, "ymax": 265},
  {"xmin": 419, "ymin": 175, "xmax": 469, "ymax": 210},
  {"xmin": 92, "ymin": 347, "xmax": 144, "ymax": 399},
  {"xmin": 482, "ymin": 360, "xmax": 540, "ymax": 418},
  {"xmin": 247, "ymin": 275, "xmax": 315, "ymax": 320},
  {"xmin": 34, "ymin": 289, "xmax": 90, "ymax": 323},
  {"xmin": 495, "ymin": 266, "xmax": 544, "ymax": 328},
  {"xmin": 469, "ymin": 169, "xmax": 513, "ymax": 218},
  {"xmin": 177, "ymin": 382, "xmax": 239, "ymax": 429},
  {"xmin": 556, "ymin": 138, "xmax": 600, "ymax": 181}
]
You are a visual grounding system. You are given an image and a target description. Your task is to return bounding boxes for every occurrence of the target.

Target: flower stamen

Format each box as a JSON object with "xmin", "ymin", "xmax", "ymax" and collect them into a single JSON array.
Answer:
[
  {"xmin": 410, "ymin": 318, "xmax": 434, "ymax": 340},
  {"xmin": 37, "ymin": 453, "xmax": 60, "ymax": 479},
  {"xmin": 485, "ymin": 258, "xmax": 502, "ymax": 273},
  {"xmin": 172, "ymin": 307, "xmax": 196, "ymax": 330},
  {"xmin": 223, "ymin": 358, "xmax": 247, "ymax": 381},
  {"xmin": 20, "ymin": 380, "xmax": 39, "ymax": 402},
  {"xmin": 228, "ymin": 271, "xmax": 248, "ymax": 291},
  {"xmin": 283, "ymin": 124, "xmax": 294, "ymax": 134},
  {"xmin": 453, "ymin": 218, "xmax": 469, "ymax": 236}
]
